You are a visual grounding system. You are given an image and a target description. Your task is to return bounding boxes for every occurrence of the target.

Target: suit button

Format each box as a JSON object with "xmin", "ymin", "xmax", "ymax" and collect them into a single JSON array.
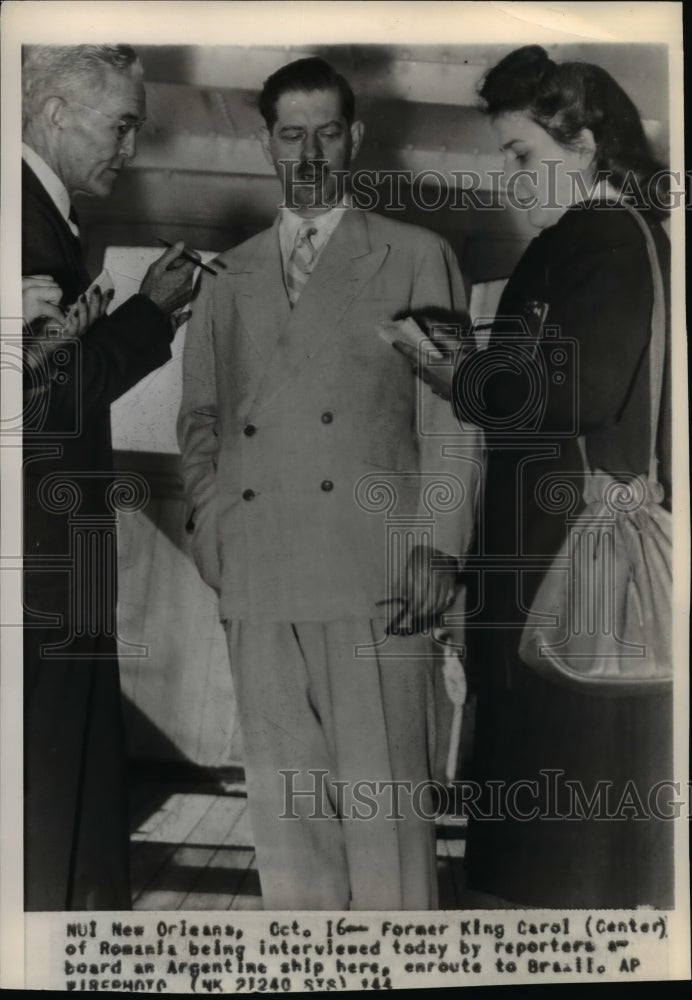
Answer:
[
  {"xmin": 320, "ymin": 480, "xmax": 334, "ymax": 492},
  {"xmin": 242, "ymin": 489, "xmax": 255, "ymax": 501},
  {"xmin": 244, "ymin": 424, "xmax": 256, "ymax": 436},
  {"xmin": 321, "ymin": 411, "xmax": 333, "ymax": 424}
]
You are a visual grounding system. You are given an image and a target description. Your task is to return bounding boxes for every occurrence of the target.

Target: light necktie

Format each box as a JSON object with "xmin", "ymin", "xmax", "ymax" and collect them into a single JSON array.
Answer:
[{"xmin": 285, "ymin": 221, "xmax": 318, "ymax": 307}]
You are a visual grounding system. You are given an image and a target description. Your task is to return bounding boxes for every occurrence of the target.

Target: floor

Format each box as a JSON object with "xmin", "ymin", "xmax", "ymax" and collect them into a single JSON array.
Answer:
[{"xmin": 129, "ymin": 762, "xmax": 470, "ymax": 911}]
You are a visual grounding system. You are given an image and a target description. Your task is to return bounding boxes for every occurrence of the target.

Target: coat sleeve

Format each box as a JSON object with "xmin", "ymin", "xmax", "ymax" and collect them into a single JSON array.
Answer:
[
  {"xmin": 27, "ymin": 295, "xmax": 173, "ymax": 430},
  {"xmin": 176, "ymin": 271, "xmax": 222, "ymax": 593},
  {"xmin": 23, "ymin": 190, "xmax": 173, "ymax": 417},
  {"xmin": 409, "ymin": 236, "xmax": 483, "ymax": 563},
  {"xmin": 75, "ymin": 295, "xmax": 172, "ymax": 407}
]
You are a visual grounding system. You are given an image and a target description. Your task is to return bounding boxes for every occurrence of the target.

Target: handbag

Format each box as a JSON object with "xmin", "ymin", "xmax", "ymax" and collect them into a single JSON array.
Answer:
[{"xmin": 518, "ymin": 205, "xmax": 672, "ymax": 696}]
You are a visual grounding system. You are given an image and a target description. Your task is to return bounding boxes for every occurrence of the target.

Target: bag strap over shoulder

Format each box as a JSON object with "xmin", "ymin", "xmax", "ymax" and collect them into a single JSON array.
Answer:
[
  {"xmin": 577, "ymin": 206, "xmax": 666, "ymax": 490},
  {"xmin": 621, "ymin": 205, "xmax": 667, "ymax": 487}
]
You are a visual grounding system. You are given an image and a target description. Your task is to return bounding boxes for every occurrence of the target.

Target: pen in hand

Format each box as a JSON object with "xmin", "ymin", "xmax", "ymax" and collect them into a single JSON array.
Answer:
[{"xmin": 157, "ymin": 237, "xmax": 217, "ymax": 276}]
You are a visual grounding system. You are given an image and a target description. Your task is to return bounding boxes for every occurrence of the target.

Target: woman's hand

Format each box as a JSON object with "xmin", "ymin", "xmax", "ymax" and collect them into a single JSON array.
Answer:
[
  {"xmin": 22, "ymin": 275, "xmax": 65, "ymax": 325},
  {"xmin": 389, "ymin": 318, "xmax": 466, "ymax": 402},
  {"xmin": 61, "ymin": 284, "xmax": 114, "ymax": 338},
  {"xmin": 392, "ymin": 338, "xmax": 458, "ymax": 400}
]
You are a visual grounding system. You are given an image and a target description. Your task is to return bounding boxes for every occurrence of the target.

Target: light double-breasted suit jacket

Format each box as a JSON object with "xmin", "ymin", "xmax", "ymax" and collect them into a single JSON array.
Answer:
[{"xmin": 178, "ymin": 208, "xmax": 481, "ymax": 624}]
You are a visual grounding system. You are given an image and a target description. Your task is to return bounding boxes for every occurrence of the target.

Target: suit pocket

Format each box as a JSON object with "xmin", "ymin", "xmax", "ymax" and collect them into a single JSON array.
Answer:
[{"xmin": 188, "ymin": 494, "xmax": 222, "ymax": 595}]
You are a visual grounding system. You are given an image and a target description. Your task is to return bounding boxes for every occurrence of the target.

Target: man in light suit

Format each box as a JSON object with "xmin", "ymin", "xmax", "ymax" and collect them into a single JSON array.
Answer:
[{"xmin": 178, "ymin": 57, "xmax": 480, "ymax": 909}]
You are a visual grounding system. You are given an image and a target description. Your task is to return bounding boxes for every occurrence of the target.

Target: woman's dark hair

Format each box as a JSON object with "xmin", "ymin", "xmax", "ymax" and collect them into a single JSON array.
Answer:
[
  {"xmin": 479, "ymin": 45, "xmax": 667, "ymax": 211},
  {"xmin": 259, "ymin": 57, "xmax": 355, "ymax": 130}
]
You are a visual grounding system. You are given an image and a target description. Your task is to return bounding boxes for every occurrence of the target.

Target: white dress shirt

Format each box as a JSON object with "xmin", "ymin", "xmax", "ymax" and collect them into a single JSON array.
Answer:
[{"xmin": 278, "ymin": 198, "xmax": 349, "ymax": 282}]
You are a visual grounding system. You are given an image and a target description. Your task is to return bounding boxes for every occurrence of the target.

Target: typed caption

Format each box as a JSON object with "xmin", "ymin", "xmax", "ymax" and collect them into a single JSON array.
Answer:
[{"xmin": 23, "ymin": 909, "xmax": 676, "ymax": 992}]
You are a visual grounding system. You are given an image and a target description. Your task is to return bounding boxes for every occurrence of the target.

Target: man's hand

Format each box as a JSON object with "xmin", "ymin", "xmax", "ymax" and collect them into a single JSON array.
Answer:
[
  {"xmin": 387, "ymin": 543, "xmax": 460, "ymax": 635},
  {"xmin": 140, "ymin": 242, "xmax": 197, "ymax": 316}
]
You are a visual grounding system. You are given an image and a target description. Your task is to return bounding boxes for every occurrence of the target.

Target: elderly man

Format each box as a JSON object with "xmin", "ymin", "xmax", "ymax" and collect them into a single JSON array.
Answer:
[
  {"xmin": 179, "ymin": 57, "xmax": 481, "ymax": 909},
  {"xmin": 22, "ymin": 44, "xmax": 195, "ymax": 910}
]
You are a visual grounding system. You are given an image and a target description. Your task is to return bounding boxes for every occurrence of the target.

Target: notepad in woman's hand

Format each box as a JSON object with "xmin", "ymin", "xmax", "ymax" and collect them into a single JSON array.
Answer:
[{"xmin": 377, "ymin": 317, "xmax": 445, "ymax": 359}]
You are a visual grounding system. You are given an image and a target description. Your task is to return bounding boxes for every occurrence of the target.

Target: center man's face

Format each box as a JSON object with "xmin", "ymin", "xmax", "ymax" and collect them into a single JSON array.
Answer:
[
  {"xmin": 261, "ymin": 87, "xmax": 363, "ymax": 216},
  {"xmin": 56, "ymin": 65, "xmax": 146, "ymax": 199}
]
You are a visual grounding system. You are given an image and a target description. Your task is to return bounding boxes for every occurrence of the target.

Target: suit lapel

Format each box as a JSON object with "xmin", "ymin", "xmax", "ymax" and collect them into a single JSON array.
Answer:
[
  {"xmin": 22, "ymin": 161, "xmax": 91, "ymax": 295},
  {"xmin": 229, "ymin": 217, "xmax": 290, "ymax": 361},
  {"xmin": 247, "ymin": 209, "xmax": 390, "ymax": 416}
]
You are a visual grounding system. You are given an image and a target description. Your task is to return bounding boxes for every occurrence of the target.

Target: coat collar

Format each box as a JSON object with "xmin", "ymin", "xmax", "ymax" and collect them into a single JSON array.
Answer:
[
  {"xmin": 22, "ymin": 143, "xmax": 76, "ymax": 234},
  {"xmin": 233, "ymin": 207, "xmax": 378, "ymax": 274}
]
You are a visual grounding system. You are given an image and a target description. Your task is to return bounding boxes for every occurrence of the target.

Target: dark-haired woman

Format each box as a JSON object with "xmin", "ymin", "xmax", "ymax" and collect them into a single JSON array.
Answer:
[{"xmin": 397, "ymin": 45, "xmax": 673, "ymax": 908}]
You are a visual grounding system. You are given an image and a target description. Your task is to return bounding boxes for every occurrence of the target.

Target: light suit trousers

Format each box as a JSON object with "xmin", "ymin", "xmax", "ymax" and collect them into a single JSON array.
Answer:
[{"xmin": 225, "ymin": 619, "xmax": 439, "ymax": 910}]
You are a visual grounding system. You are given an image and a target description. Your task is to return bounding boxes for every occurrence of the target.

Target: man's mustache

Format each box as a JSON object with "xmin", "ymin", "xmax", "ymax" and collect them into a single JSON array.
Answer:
[
  {"xmin": 294, "ymin": 160, "xmax": 329, "ymax": 181},
  {"xmin": 278, "ymin": 160, "xmax": 332, "ymax": 183}
]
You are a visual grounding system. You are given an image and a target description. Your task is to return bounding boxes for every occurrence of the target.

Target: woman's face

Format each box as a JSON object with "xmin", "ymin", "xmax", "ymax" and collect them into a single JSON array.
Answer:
[{"xmin": 493, "ymin": 111, "xmax": 595, "ymax": 229}]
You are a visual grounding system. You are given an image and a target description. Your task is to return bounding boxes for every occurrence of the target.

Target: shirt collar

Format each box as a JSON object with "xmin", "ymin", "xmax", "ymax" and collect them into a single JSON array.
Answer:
[
  {"xmin": 22, "ymin": 142, "xmax": 79, "ymax": 236},
  {"xmin": 279, "ymin": 196, "xmax": 350, "ymax": 261}
]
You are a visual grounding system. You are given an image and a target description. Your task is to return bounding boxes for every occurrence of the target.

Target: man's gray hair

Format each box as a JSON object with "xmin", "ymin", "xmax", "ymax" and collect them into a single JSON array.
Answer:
[{"xmin": 22, "ymin": 44, "xmax": 142, "ymax": 126}]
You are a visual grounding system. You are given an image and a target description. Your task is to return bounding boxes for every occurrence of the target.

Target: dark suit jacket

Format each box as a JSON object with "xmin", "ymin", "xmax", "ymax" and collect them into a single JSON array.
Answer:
[
  {"xmin": 22, "ymin": 159, "xmax": 173, "ymax": 569},
  {"xmin": 22, "ymin": 158, "xmax": 173, "ymax": 910}
]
